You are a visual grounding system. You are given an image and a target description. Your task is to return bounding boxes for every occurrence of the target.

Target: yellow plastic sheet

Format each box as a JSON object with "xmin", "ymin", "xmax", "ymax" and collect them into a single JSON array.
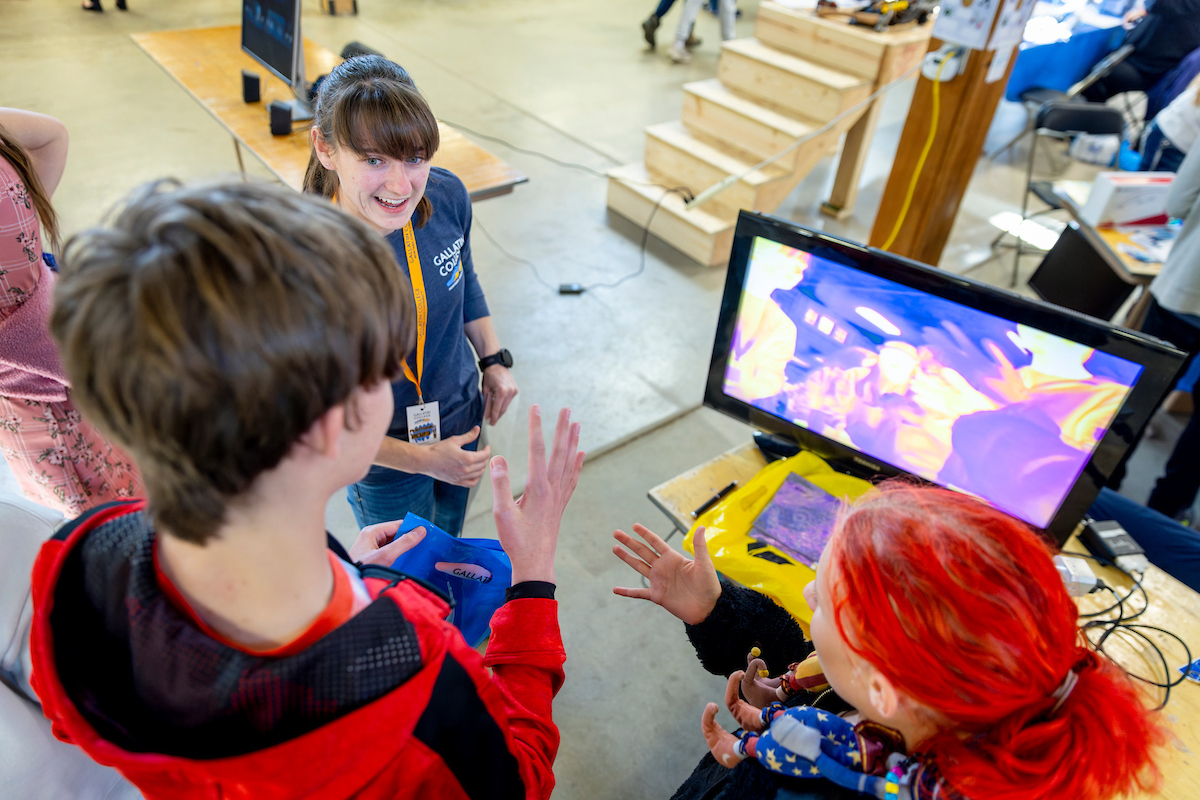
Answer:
[{"xmin": 682, "ymin": 451, "xmax": 873, "ymax": 631}]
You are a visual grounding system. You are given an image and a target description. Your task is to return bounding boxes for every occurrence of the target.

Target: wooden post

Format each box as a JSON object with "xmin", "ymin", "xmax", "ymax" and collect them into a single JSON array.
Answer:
[
  {"xmin": 324, "ymin": 0, "xmax": 357, "ymax": 15},
  {"xmin": 868, "ymin": 37, "xmax": 1016, "ymax": 264},
  {"xmin": 821, "ymin": 31, "xmax": 930, "ymax": 220}
]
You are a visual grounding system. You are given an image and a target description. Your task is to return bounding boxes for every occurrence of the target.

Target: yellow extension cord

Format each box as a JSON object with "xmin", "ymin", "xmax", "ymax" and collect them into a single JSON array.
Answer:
[{"xmin": 881, "ymin": 53, "xmax": 951, "ymax": 252}]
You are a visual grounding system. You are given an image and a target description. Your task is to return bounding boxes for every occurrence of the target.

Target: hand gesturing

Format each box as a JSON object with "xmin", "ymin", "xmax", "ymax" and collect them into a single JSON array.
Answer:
[{"xmin": 612, "ymin": 524, "xmax": 722, "ymax": 625}]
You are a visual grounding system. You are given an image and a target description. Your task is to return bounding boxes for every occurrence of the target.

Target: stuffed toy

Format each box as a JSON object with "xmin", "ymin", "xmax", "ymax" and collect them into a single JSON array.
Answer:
[
  {"xmin": 702, "ymin": 650, "xmax": 907, "ymax": 800},
  {"xmin": 739, "ymin": 648, "xmax": 831, "ymax": 705}
]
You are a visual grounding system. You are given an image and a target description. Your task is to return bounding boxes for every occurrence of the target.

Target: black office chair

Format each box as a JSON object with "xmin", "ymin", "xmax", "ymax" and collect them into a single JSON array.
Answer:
[
  {"xmin": 988, "ymin": 44, "xmax": 1134, "ymax": 160},
  {"xmin": 1001, "ymin": 101, "xmax": 1125, "ymax": 287}
]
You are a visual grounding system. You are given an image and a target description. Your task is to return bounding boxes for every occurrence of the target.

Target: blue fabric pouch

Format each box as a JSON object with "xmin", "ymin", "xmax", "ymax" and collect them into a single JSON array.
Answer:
[{"xmin": 389, "ymin": 512, "xmax": 511, "ymax": 647}]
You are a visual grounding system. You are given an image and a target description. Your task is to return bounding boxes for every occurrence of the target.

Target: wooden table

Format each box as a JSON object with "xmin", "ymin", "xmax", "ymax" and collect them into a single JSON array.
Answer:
[
  {"xmin": 649, "ymin": 442, "xmax": 767, "ymax": 535},
  {"xmin": 650, "ymin": 442, "xmax": 1200, "ymax": 798},
  {"xmin": 131, "ymin": 26, "xmax": 527, "ymax": 200}
]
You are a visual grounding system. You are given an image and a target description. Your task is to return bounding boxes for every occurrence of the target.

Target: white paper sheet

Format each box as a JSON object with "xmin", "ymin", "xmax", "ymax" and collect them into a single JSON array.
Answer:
[{"xmin": 933, "ymin": 0, "xmax": 1003, "ymax": 49}]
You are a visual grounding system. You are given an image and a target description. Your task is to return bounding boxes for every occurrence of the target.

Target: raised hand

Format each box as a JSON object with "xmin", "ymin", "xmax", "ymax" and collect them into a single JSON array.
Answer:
[
  {"xmin": 612, "ymin": 524, "xmax": 722, "ymax": 625},
  {"xmin": 490, "ymin": 405, "xmax": 584, "ymax": 585},
  {"xmin": 348, "ymin": 520, "xmax": 427, "ymax": 566}
]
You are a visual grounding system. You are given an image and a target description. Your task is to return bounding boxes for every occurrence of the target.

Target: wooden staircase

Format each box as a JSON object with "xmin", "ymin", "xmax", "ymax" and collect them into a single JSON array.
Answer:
[{"xmin": 607, "ymin": 3, "xmax": 930, "ymax": 266}]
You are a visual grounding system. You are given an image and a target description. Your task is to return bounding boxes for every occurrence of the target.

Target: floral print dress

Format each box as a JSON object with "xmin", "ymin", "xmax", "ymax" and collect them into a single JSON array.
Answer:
[{"xmin": 0, "ymin": 157, "xmax": 141, "ymax": 516}]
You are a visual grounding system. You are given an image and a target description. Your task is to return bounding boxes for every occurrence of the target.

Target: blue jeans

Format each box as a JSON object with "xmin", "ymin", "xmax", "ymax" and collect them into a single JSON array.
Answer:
[
  {"xmin": 1089, "ymin": 488, "xmax": 1200, "ymax": 592},
  {"xmin": 652, "ymin": 0, "xmax": 718, "ymax": 17},
  {"xmin": 347, "ymin": 434, "xmax": 479, "ymax": 537},
  {"xmin": 1140, "ymin": 122, "xmax": 1186, "ymax": 172}
]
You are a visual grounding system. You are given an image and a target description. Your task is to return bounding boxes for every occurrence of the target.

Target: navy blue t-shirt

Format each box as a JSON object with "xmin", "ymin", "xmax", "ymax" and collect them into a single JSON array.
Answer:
[{"xmin": 362, "ymin": 167, "xmax": 489, "ymax": 484}]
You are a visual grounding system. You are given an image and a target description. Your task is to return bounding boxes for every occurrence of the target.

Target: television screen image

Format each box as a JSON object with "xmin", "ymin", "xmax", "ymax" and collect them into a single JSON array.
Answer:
[
  {"xmin": 242, "ymin": 0, "xmax": 297, "ymax": 85},
  {"xmin": 725, "ymin": 236, "xmax": 1145, "ymax": 530}
]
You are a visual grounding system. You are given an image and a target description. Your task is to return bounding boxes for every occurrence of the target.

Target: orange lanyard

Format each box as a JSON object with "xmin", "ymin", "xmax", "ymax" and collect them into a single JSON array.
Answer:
[{"xmin": 399, "ymin": 221, "xmax": 428, "ymax": 405}]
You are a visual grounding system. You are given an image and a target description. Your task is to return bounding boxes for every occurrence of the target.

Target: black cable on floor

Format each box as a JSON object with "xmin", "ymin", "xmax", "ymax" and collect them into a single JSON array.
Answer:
[{"xmin": 474, "ymin": 185, "xmax": 693, "ymax": 294}]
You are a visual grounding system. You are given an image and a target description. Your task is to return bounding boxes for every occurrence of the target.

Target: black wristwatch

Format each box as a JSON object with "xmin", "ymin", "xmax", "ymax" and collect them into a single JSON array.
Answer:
[{"xmin": 479, "ymin": 348, "xmax": 513, "ymax": 371}]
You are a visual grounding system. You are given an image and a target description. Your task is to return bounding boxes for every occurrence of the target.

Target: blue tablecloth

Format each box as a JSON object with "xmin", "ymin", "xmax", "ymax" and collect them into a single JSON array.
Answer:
[{"xmin": 1005, "ymin": 25, "xmax": 1126, "ymax": 101}]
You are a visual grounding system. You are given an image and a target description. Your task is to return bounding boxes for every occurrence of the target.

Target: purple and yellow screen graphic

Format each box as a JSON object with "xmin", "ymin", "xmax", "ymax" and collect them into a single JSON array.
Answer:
[{"xmin": 725, "ymin": 237, "xmax": 1144, "ymax": 529}]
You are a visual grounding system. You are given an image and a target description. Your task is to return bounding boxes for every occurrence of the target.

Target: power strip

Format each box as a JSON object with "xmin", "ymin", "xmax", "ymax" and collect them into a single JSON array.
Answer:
[{"xmin": 1080, "ymin": 519, "xmax": 1150, "ymax": 574}]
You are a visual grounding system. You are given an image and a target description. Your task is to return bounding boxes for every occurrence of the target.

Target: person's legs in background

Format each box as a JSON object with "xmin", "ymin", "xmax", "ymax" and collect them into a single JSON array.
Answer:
[
  {"xmin": 347, "ymin": 469, "xmax": 435, "ymax": 531},
  {"xmin": 718, "ymin": 0, "xmax": 736, "ymax": 41},
  {"xmin": 346, "ymin": 433, "xmax": 480, "ymax": 536},
  {"xmin": 1139, "ymin": 121, "xmax": 1187, "ymax": 172},
  {"xmin": 431, "ymin": 479, "xmax": 472, "ymax": 539},
  {"xmin": 643, "ymin": 0, "xmax": 676, "ymax": 48},
  {"xmin": 1107, "ymin": 296, "xmax": 1200, "ymax": 491},
  {"xmin": 1147, "ymin": 408, "xmax": 1200, "ymax": 518},
  {"xmin": 1082, "ymin": 60, "xmax": 1157, "ymax": 103},
  {"xmin": 1088, "ymin": 487, "xmax": 1200, "ymax": 591},
  {"xmin": 669, "ymin": 0, "xmax": 704, "ymax": 63}
]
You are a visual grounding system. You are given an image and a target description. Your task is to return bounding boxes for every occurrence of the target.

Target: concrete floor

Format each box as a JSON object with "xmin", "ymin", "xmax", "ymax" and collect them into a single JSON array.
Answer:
[{"xmin": 0, "ymin": 0, "xmax": 1186, "ymax": 797}]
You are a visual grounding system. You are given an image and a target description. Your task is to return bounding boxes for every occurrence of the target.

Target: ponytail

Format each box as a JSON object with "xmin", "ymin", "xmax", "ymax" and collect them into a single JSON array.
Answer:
[
  {"xmin": 924, "ymin": 651, "xmax": 1164, "ymax": 799},
  {"xmin": 828, "ymin": 482, "xmax": 1165, "ymax": 800}
]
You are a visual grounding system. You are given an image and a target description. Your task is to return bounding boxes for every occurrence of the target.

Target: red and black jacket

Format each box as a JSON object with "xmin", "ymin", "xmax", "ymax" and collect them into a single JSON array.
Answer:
[{"xmin": 30, "ymin": 500, "xmax": 565, "ymax": 800}]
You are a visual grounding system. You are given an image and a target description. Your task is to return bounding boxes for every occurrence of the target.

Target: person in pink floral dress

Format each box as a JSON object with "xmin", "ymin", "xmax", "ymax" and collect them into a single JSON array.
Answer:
[{"xmin": 0, "ymin": 108, "xmax": 141, "ymax": 516}]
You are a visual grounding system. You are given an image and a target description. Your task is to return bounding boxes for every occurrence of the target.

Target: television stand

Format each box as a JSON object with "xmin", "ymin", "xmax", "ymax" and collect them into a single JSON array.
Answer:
[{"xmin": 753, "ymin": 430, "xmax": 800, "ymax": 462}]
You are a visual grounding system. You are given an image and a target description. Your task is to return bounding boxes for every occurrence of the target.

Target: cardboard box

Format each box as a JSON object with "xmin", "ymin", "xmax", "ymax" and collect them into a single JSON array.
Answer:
[{"xmin": 1081, "ymin": 172, "xmax": 1175, "ymax": 228}]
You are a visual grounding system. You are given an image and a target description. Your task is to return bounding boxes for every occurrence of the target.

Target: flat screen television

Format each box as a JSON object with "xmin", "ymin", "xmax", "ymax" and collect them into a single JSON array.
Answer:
[
  {"xmin": 705, "ymin": 212, "xmax": 1186, "ymax": 545},
  {"xmin": 242, "ymin": 0, "xmax": 312, "ymax": 119}
]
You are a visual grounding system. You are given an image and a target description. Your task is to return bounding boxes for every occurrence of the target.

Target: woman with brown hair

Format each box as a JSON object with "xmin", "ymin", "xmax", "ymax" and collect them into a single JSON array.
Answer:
[
  {"xmin": 305, "ymin": 56, "xmax": 518, "ymax": 537},
  {"xmin": 0, "ymin": 107, "xmax": 141, "ymax": 515}
]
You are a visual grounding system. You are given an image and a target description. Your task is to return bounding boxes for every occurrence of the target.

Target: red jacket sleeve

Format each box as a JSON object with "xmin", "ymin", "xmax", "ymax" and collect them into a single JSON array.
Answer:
[{"xmin": 482, "ymin": 598, "xmax": 565, "ymax": 800}]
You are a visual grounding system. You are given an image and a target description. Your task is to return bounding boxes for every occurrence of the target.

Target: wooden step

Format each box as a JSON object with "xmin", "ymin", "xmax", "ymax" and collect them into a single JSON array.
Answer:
[
  {"xmin": 718, "ymin": 38, "xmax": 871, "ymax": 123},
  {"xmin": 643, "ymin": 120, "xmax": 795, "ymax": 220},
  {"xmin": 682, "ymin": 78, "xmax": 836, "ymax": 173},
  {"xmin": 755, "ymin": 2, "xmax": 932, "ymax": 81},
  {"xmin": 755, "ymin": 2, "xmax": 885, "ymax": 79},
  {"xmin": 605, "ymin": 163, "xmax": 735, "ymax": 267}
]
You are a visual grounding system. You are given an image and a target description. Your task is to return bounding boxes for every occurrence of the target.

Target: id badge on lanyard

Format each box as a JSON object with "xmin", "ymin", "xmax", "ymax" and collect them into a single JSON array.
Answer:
[{"xmin": 400, "ymin": 221, "xmax": 440, "ymax": 444}]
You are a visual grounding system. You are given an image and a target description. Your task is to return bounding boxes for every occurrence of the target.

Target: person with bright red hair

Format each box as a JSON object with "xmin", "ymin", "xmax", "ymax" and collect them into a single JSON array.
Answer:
[{"xmin": 614, "ymin": 480, "xmax": 1166, "ymax": 800}]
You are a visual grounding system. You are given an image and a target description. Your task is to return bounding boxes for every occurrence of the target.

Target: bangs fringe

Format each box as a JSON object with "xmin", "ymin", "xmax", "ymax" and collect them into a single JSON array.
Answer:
[{"xmin": 334, "ymin": 84, "xmax": 440, "ymax": 161}]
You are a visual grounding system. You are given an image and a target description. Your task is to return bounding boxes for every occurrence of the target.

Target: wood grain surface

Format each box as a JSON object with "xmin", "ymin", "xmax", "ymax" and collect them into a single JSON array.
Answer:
[{"xmin": 131, "ymin": 26, "xmax": 526, "ymax": 198}]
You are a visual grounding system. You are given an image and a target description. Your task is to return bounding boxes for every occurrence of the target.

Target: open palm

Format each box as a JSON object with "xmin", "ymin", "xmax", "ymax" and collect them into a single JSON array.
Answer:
[{"xmin": 612, "ymin": 523, "xmax": 722, "ymax": 626}]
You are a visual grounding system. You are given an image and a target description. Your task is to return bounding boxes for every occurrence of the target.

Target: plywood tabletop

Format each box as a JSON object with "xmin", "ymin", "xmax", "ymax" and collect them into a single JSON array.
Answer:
[
  {"xmin": 131, "ymin": 26, "xmax": 526, "ymax": 198},
  {"xmin": 648, "ymin": 442, "xmax": 767, "ymax": 532}
]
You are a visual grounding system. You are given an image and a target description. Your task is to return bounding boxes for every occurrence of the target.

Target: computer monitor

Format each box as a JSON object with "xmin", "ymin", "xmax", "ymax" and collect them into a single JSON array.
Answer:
[
  {"xmin": 242, "ymin": 0, "xmax": 311, "ymax": 120},
  {"xmin": 705, "ymin": 212, "xmax": 1186, "ymax": 545},
  {"xmin": 1028, "ymin": 223, "xmax": 1137, "ymax": 322}
]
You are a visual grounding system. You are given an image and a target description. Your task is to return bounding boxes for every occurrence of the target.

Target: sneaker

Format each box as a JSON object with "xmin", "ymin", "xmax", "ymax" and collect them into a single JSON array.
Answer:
[
  {"xmin": 668, "ymin": 41, "xmax": 692, "ymax": 63},
  {"xmin": 685, "ymin": 32, "xmax": 703, "ymax": 48},
  {"xmin": 642, "ymin": 14, "xmax": 660, "ymax": 48}
]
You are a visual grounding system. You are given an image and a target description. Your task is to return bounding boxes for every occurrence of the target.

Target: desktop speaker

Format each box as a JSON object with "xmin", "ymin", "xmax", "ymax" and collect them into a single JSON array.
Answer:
[
  {"xmin": 241, "ymin": 70, "xmax": 260, "ymax": 103},
  {"xmin": 269, "ymin": 101, "xmax": 291, "ymax": 136}
]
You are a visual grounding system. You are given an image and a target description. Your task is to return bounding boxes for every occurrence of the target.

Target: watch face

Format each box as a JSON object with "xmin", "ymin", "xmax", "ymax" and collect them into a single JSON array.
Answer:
[{"xmin": 499, "ymin": 349, "xmax": 514, "ymax": 368}]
